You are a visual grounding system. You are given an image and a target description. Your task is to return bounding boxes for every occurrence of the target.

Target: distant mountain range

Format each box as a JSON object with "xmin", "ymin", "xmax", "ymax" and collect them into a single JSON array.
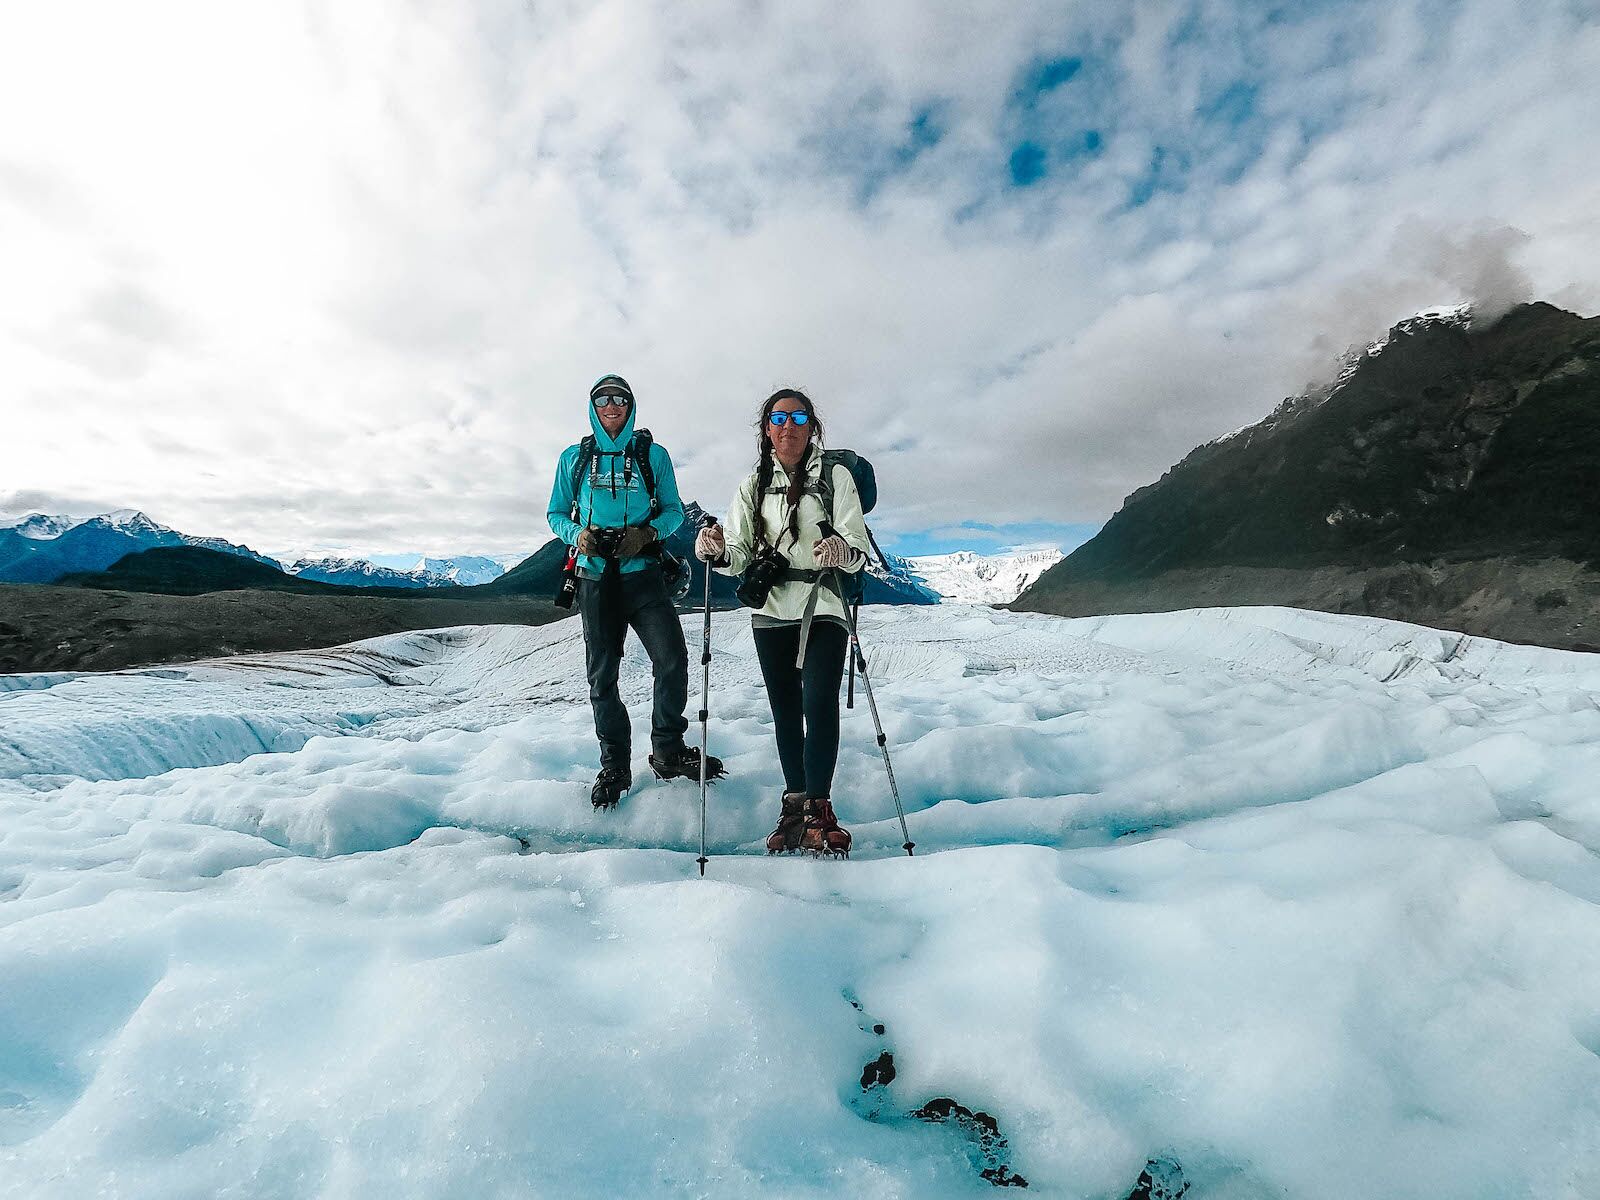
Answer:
[
  {"xmin": 0, "ymin": 511, "xmax": 512, "ymax": 590},
  {"xmin": 1016, "ymin": 301, "xmax": 1600, "ymax": 651},
  {"xmin": 287, "ymin": 555, "xmax": 508, "ymax": 588},
  {"xmin": 415, "ymin": 556, "xmax": 507, "ymax": 586},
  {"xmin": 9, "ymin": 509, "xmax": 1061, "ymax": 608},
  {"xmin": 0, "ymin": 510, "xmax": 275, "ymax": 585},
  {"xmin": 477, "ymin": 503, "xmax": 941, "ymax": 608},
  {"xmin": 286, "ymin": 557, "xmax": 440, "ymax": 589}
]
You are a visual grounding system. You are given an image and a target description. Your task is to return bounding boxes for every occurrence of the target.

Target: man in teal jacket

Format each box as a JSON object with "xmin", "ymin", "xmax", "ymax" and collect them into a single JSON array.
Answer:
[{"xmin": 547, "ymin": 374, "xmax": 725, "ymax": 808}]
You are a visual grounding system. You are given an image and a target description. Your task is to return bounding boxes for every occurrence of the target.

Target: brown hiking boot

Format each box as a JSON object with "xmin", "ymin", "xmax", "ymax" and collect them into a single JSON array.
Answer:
[
  {"xmin": 800, "ymin": 796, "xmax": 851, "ymax": 857},
  {"xmin": 766, "ymin": 792, "xmax": 808, "ymax": 854}
]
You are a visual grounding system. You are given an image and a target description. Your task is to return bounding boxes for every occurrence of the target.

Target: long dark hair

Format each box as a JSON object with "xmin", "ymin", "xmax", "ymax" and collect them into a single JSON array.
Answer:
[{"xmin": 752, "ymin": 387, "xmax": 825, "ymax": 550}]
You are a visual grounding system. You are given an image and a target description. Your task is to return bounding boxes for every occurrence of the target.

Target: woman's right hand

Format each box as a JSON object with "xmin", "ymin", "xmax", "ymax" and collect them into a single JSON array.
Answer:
[{"xmin": 695, "ymin": 524, "xmax": 725, "ymax": 562}]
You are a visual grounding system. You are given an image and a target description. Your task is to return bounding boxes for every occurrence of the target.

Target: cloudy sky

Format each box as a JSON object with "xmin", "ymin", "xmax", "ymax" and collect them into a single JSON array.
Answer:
[{"xmin": 2, "ymin": 0, "xmax": 1597, "ymax": 562}]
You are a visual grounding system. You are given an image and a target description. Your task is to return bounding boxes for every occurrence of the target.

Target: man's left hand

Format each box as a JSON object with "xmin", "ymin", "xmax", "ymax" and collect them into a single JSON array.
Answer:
[{"xmin": 617, "ymin": 526, "xmax": 657, "ymax": 558}]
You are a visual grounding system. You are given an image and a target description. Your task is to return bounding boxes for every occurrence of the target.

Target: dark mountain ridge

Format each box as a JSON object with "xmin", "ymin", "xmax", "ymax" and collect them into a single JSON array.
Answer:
[
  {"xmin": 1016, "ymin": 302, "xmax": 1600, "ymax": 650},
  {"xmin": 58, "ymin": 546, "xmax": 438, "ymax": 597}
]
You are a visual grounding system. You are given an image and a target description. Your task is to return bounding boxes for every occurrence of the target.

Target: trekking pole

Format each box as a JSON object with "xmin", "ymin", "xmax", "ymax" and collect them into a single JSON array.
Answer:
[
  {"xmin": 846, "ymin": 599, "xmax": 858, "ymax": 709},
  {"xmin": 820, "ymin": 523, "xmax": 914, "ymax": 856},
  {"xmin": 696, "ymin": 514, "xmax": 718, "ymax": 877}
]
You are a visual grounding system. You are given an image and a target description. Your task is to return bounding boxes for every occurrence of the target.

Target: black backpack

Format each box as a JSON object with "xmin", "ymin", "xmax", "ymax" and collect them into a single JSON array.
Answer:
[
  {"xmin": 569, "ymin": 429, "xmax": 661, "ymax": 518},
  {"xmin": 816, "ymin": 449, "xmax": 888, "ymax": 604},
  {"xmin": 568, "ymin": 429, "xmax": 690, "ymax": 599}
]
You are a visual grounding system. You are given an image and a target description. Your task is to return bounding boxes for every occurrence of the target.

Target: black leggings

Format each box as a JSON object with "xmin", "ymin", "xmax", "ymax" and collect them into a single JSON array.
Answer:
[{"xmin": 752, "ymin": 621, "xmax": 849, "ymax": 798}]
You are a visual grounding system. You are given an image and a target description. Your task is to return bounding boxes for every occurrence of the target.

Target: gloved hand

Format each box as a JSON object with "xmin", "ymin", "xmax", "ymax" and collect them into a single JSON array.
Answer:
[
  {"xmin": 575, "ymin": 528, "xmax": 602, "ymax": 556},
  {"xmin": 617, "ymin": 525, "xmax": 657, "ymax": 558},
  {"xmin": 695, "ymin": 525, "xmax": 725, "ymax": 562},
  {"xmin": 813, "ymin": 534, "xmax": 852, "ymax": 569}
]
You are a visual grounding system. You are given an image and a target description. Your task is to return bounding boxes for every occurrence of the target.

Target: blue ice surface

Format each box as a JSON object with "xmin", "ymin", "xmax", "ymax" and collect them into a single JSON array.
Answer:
[{"xmin": 3, "ymin": 607, "xmax": 1600, "ymax": 1196}]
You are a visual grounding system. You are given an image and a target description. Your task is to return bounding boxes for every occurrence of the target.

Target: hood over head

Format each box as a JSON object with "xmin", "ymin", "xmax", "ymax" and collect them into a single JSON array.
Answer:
[{"xmin": 588, "ymin": 374, "xmax": 637, "ymax": 450}]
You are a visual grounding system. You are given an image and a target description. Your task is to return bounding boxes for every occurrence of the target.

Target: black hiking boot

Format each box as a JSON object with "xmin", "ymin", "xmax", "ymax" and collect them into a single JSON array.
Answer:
[
  {"xmin": 766, "ymin": 792, "xmax": 808, "ymax": 854},
  {"xmin": 591, "ymin": 766, "xmax": 631, "ymax": 810},
  {"xmin": 647, "ymin": 745, "xmax": 727, "ymax": 783}
]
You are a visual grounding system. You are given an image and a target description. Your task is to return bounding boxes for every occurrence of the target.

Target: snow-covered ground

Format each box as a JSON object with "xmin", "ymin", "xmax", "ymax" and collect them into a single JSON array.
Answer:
[{"xmin": 3, "ymin": 606, "xmax": 1600, "ymax": 1198}]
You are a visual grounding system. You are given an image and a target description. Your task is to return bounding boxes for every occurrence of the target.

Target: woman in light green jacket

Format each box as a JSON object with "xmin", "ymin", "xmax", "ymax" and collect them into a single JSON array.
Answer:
[{"xmin": 696, "ymin": 388, "xmax": 871, "ymax": 855}]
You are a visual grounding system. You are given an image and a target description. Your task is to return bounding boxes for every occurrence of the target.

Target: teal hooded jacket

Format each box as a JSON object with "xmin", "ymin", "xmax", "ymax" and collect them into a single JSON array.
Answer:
[{"xmin": 546, "ymin": 393, "xmax": 686, "ymax": 577}]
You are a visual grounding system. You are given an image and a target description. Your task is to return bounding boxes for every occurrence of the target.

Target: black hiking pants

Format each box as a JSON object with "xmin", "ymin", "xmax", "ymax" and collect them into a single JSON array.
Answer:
[
  {"xmin": 577, "ymin": 566, "xmax": 689, "ymax": 772},
  {"xmin": 752, "ymin": 620, "xmax": 848, "ymax": 798}
]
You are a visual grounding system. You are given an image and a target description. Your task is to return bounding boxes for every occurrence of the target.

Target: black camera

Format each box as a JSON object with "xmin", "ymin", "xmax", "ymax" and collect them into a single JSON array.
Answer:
[
  {"xmin": 588, "ymin": 527, "xmax": 623, "ymax": 559},
  {"xmin": 736, "ymin": 548, "xmax": 788, "ymax": 609}
]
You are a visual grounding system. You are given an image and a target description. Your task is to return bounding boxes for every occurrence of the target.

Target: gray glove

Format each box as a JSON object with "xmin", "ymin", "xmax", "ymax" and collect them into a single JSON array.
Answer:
[
  {"xmin": 695, "ymin": 525, "xmax": 725, "ymax": 562},
  {"xmin": 617, "ymin": 525, "xmax": 657, "ymax": 558},
  {"xmin": 575, "ymin": 528, "xmax": 602, "ymax": 556},
  {"xmin": 813, "ymin": 534, "xmax": 852, "ymax": 569}
]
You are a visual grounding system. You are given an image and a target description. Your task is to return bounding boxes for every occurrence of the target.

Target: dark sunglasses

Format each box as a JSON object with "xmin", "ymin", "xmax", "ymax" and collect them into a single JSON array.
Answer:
[
  {"xmin": 592, "ymin": 393, "xmax": 632, "ymax": 410},
  {"xmin": 768, "ymin": 410, "xmax": 811, "ymax": 427}
]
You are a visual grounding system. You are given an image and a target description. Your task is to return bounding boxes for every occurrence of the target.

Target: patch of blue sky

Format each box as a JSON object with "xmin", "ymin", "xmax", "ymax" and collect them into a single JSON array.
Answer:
[
  {"xmin": 898, "ymin": 106, "xmax": 944, "ymax": 166},
  {"xmin": 1014, "ymin": 55, "xmax": 1084, "ymax": 104},
  {"xmin": 1199, "ymin": 81, "xmax": 1259, "ymax": 128},
  {"xmin": 817, "ymin": 100, "xmax": 950, "ymax": 207},
  {"xmin": 1116, "ymin": 73, "xmax": 1275, "ymax": 208},
  {"xmin": 1008, "ymin": 142, "xmax": 1048, "ymax": 187},
  {"xmin": 885, "ymin": 521, "xmax": 1102, "ymax": 558},
  {"xmin": 1124, "ymin": 144, "xmax": 1194, "ymax": 209},
  {"xmin": 999, "ymin": 51, "xmax": 1110, "ymax": 191}
]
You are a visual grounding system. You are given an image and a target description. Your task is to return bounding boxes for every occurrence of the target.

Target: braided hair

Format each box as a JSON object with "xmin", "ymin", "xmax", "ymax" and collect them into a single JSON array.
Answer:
[{"xmin": 752, "ymin": 388, "xmax": 824, "ymax": 551}]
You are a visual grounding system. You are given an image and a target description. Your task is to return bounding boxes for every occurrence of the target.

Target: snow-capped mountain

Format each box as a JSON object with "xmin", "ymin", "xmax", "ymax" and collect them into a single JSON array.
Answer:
[
  {"xmin": 99, "ymin": 508, "xmax": 168, "ymax": 537},
  {"xmin": 904, "ymin": 548, "xmax": 1065, "ymax": 604},
  {"xmin": 863, "ymin": 550, "xmax": 942, "ymax": 605},
  {"xmin": 285, "ymin": 555, "xmax": 508, "ymax": 589},
  {"xmin": 1, "ymin": 513, "xmax": 79, "ymax": 540},
  {"xmin": 413, "ymin": 556, "xmax": 506, "ymax": 587},
  {"xmin": 286, "ymin": 557, "xmax": 443, "ymax": 589}
]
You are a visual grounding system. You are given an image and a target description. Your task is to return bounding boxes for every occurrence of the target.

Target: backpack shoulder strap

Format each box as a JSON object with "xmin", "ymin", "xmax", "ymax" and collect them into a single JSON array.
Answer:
[
  {"xmin": 818, "ymin": 449, "xmax": 855, "ymax": 527},
  {"xmin": 576, "ymin": 435, "xmax": 601, "ymax": 496},
  {"xmin": 569, "ymin": 436, "xmax": 598, "ymax": 518},
  {"xmin": 629, "ymin": 429, "xmax": 660, "ymax": 516}
]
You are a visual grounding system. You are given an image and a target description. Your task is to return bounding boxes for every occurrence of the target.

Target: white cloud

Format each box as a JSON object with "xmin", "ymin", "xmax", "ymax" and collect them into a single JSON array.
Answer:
[{"xmin": 1, "ymin": 0, "xmax": 1596, "ymax": 557}]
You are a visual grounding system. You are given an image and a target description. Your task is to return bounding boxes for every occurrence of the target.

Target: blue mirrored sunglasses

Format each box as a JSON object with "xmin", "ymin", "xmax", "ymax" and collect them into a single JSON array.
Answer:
[
  {"xmin": 591, "ymin": 393, "xmax": 632, "ymax": 409},
  {"xmin": 768, "ymin": 410, "xmax": 811, "ymax": 427}
]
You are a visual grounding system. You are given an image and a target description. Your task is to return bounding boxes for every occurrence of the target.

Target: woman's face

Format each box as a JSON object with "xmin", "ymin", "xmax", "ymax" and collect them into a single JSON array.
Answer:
[{"xmin": 766, "ymin": 398, "xmax": 813, "ymax": 467}]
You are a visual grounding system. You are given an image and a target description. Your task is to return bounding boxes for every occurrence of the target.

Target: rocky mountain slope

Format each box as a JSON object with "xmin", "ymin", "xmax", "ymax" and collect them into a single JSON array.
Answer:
[{"xmin": 1015, "ymin": 302, "xmax": 1600, "ymax": 650}]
